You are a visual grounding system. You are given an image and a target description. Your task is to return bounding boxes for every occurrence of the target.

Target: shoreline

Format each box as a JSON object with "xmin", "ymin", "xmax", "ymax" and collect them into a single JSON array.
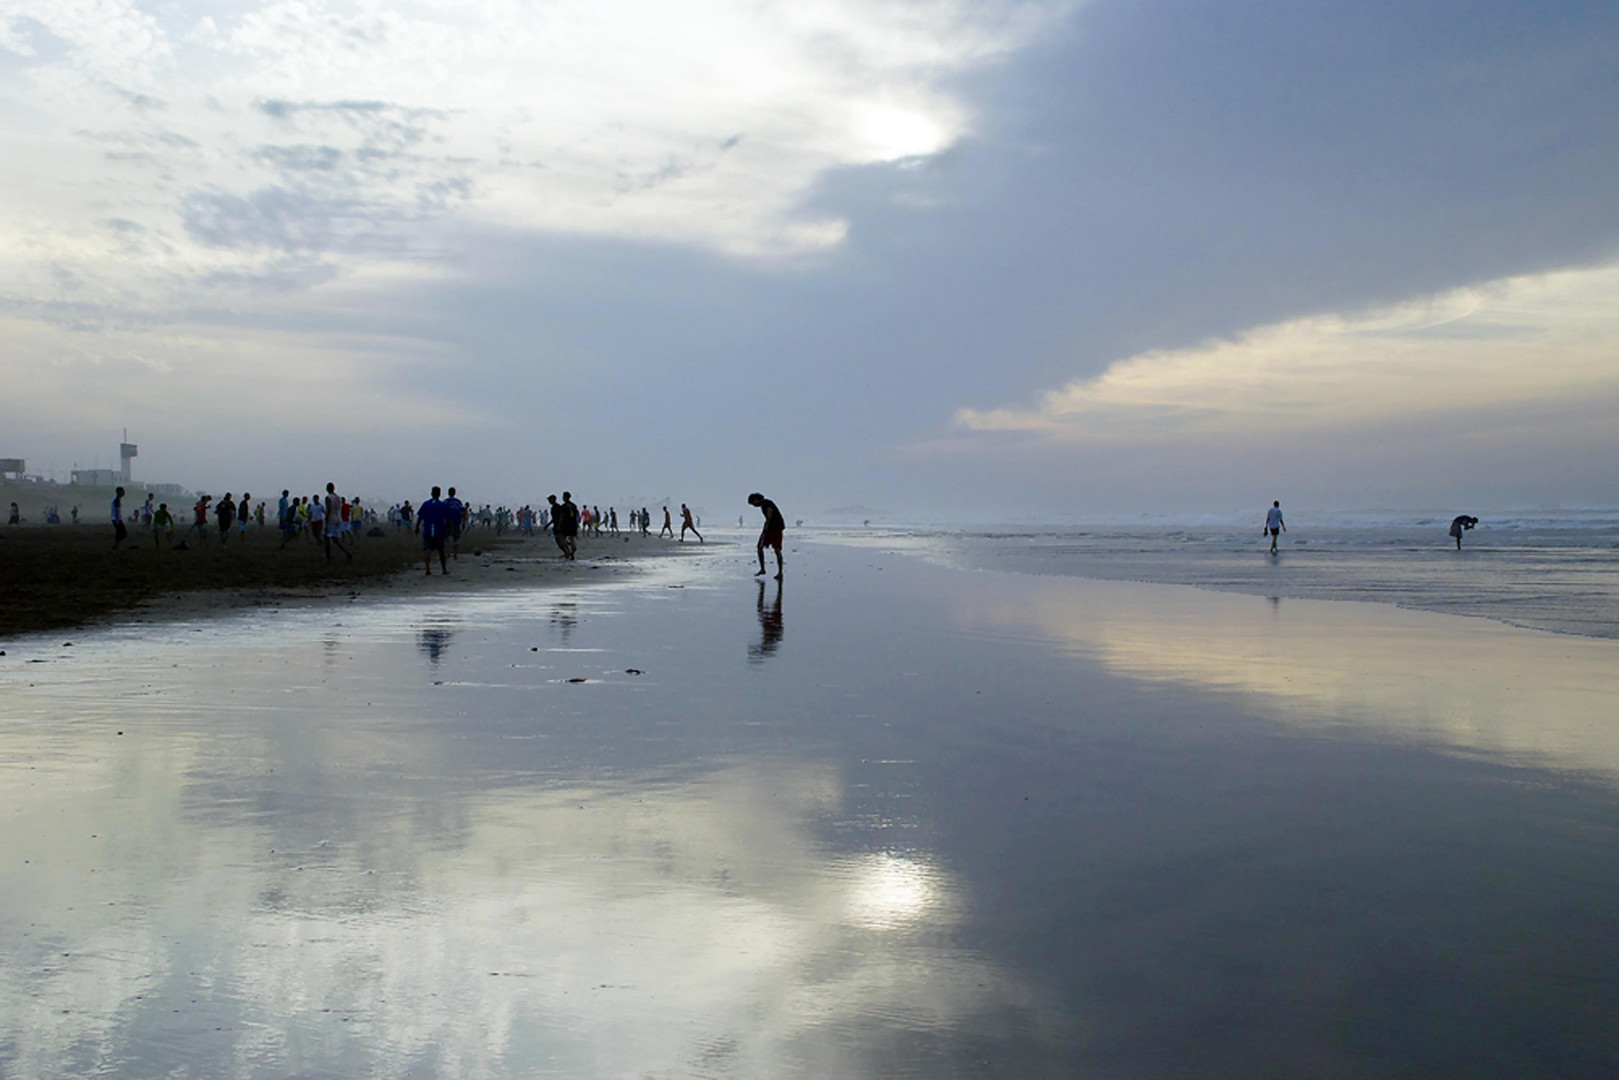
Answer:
[
  {"xmin": 0, "ymin": 524, "xmax": 719, "ymax": 643},
  {"xmin": 815, "ymin": 527, "xmax": 1619, "ymax": 642}
]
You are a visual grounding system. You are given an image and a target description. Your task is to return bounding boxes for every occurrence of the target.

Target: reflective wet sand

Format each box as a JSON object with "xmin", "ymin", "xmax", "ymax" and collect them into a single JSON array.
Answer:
[{"xmin": 4, "ymin": 543, "xmax": 1618, "ymax": 1077}]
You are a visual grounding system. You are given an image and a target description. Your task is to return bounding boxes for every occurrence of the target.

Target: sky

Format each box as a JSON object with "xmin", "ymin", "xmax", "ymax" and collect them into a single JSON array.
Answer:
[{"xmin": 3, "ymin": 0, "xmax": 1618, "ymax": 520}]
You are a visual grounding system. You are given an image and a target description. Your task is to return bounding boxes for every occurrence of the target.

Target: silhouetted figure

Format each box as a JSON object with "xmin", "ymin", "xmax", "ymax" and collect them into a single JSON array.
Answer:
[
  {"xmin": 216, "ymin": 492, "xmax": 235, "ymax": 546},
  {"xmin": 550, "ymin": 493, "xmax": 579, "ymax": 560},
  {"xmin": 110, "ymin": 487, "xmax": 127, "ymax": 549},
  {"xmin": 1450, "ymin": 515, "xmax": 1479, "ymax": 550},
  {"xmin": 748, "ymin": 492, "xmax": 784, "ymax": 579},
  {"xmin": 680, "ymin": 503, "xmax": 702, "ymax": 543},
  {"xmin": 416, "ymin": 486, "xmax": 451, "ymax": 575}
]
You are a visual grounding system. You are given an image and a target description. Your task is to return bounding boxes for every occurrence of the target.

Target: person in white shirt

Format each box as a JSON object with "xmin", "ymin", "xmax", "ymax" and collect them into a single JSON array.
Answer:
[{"xmin": 1264, "ymin": 500, "xmax": 1286, "ymax": 555}]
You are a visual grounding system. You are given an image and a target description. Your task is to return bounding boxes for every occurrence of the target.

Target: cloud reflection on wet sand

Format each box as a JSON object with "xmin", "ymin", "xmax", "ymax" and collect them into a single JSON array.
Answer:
[
  {"xmin": 951, "ymin": 574, "xmax": 1619, "ymax": 781},
  {"xmin": 0, "ymin": 600, "xmax": 1039, "ymax": 1078}
]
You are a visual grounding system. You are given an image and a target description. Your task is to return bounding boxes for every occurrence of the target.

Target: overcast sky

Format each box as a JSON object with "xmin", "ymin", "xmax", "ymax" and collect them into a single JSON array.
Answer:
[{"xmin": 3, "ymin": 0, "xmax": 1617, "ymax": 519}]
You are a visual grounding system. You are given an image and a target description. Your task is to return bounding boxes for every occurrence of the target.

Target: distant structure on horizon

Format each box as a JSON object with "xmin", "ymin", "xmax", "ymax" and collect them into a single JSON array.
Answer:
[{"xmin": 64, "ymin": 431, "xmax": 184, "ymax": 496}]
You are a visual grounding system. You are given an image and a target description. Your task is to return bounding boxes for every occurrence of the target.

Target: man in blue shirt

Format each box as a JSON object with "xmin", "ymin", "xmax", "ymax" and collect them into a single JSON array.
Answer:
[
  {"xmin": 416, "ymin": 486, "xmax": 451, "ymax": 576},
  {"xmin": 443, "ymin": 487, "xmax": 466, "ymax": 561}
]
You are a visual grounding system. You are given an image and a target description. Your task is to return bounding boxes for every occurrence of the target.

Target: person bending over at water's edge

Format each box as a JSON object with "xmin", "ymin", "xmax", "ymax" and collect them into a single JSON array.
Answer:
[
  {"xmin": 1450, "ymin": 515, "xmax": 1479, "ymax": 551},
  {"xmin": 749, "ymin": 492, "xmax": 785, "ymax": 579},
  {"xmin": 1265, "ymin": 500, "xmax": 1286, "ymax": 555}
]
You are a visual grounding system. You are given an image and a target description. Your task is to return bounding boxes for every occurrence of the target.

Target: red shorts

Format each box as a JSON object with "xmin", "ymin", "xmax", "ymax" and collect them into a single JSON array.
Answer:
[{"xmin": 760, "ymin": 527, "xmax": 783, "ymax": 551}]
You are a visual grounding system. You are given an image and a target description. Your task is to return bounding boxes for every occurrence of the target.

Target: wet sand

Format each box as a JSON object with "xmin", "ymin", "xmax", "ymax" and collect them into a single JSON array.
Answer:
[{"xmin": 3, "ymin": 538, "xmax": 1617, "ymax": 1077}]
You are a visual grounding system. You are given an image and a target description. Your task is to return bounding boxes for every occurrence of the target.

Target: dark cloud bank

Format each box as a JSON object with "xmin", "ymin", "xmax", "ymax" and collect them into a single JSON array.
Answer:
[{"xmin": 290, "ymin": 0, "xmax": 1619, "ymax": 515}]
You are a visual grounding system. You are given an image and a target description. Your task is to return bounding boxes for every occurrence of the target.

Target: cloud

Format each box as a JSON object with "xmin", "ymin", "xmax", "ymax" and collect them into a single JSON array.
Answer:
[
  {"xmin": 952, "ymin": 263, "xmax": 1619, "ymax": 444},
  {"xmin": 0, "ymin": 0, "xmax": 1066, "ymax": 318}
]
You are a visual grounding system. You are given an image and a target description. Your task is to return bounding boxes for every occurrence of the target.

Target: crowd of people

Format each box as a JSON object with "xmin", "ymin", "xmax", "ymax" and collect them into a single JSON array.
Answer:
[{"xmin": 19, "ymin": 479, "xmax": 803, "ymax": 581}]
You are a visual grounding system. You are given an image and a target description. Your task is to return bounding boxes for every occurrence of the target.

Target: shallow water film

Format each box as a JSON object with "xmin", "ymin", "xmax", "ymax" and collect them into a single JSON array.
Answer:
[{"xmin": 4, "ymin": 541, "xmax": 1619, "ymax": 1078}]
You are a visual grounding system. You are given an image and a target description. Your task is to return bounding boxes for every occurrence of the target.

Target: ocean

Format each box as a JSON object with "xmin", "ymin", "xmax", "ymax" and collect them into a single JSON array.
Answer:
[{"xmin": 828, "ymin": 509, "xmax": 1619, "ymax": 638}]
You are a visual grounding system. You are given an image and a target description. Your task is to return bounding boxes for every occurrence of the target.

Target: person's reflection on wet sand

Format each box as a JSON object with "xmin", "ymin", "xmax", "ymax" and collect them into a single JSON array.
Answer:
[
  {"xmin": 749, "ymin": 577, "xmax": 784, "ymax": 663},
  {"xmin": 551, "ymin": 599, "xmax": 579, "ymax": 644},
  {"xmin": 417, "ymin": 625, "xmax": 454, "ymax": 664}
]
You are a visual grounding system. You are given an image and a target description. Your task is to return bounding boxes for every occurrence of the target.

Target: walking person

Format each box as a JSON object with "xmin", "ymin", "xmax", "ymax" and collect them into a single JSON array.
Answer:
[
  {"xmin": 216, "ymin": 492, "xmax": 236, "ymax": 546},
  {"xmin": 680, "ymin": 503, "xmax": 703, "ymax": 543},
  {"xmin": 1264, "ymin": 500, "xmax": 1286, "ymax": 555},
  {"xmin": 416, "ymin": 486, "xmax": 452, "ymax": 575},
  {"xmin": 323, "ymin": 482, "xmax": 353, "ymax": 562},
  {"xmin": 444, "ymin": 487, "xmax": 465, "ymax": 560},
  {"xmin": 660, "ymin": 506, "xmax": 673, "ymax": 538},
  {"xmin": 551, "ymin": 492, "xmax": 579, "ymax": 560},
  {"xmin": 748, "ymin": 492, "xmax": 785, "ymax": 578}
]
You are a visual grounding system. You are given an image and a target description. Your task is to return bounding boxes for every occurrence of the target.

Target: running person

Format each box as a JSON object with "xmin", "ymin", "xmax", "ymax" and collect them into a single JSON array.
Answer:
[
  {"xmin": 748, "ymin": 492, "xmax": 784, "ymax": 578},
  {"xmin": 660, "ymin": 506, "xmax": 673, "ymax": 538},
  {"xmin": 680, "ymin": 503, "xmax": 702, "ymax": 543}
]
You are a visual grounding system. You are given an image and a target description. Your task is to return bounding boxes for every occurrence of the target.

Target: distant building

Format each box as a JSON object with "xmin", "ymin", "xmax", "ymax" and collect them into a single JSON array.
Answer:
[
  {"xmin": 71, "ymin": 468, "xmax": 124, "ymax": 488},
  {"xmin": 0, "ymin": 458, "xmax": 23, "ymax": 480}
]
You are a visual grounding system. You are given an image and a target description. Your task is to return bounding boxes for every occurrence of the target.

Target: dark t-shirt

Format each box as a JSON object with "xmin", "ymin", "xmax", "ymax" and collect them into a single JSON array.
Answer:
[
  {"xmin": 759, "ymin": 498, "xmax": 785, "ymax": 533},
  {"xmin": 417, "ymin": 498, "xmax": 450, "ymax": 539},
  {"xmin": 557, "ymin": 501, "xmax": 580, "ymax": 537}
]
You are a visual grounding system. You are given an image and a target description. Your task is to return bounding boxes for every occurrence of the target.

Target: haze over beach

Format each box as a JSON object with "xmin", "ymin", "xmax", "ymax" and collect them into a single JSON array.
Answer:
[
  {"xmin": 5, "ymin": 3, "xmax": 1619, "ymax": 1079},
  {"xmin": 3, "ymin": 0, "xmax": 1617, "ymax": 515}
]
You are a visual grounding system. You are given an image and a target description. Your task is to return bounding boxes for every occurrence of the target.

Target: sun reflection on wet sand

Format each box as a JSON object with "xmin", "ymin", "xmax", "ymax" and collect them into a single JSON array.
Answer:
[{"xmin": 0, "ymin": 580, "xmax": 1038, "ymax": 1078}]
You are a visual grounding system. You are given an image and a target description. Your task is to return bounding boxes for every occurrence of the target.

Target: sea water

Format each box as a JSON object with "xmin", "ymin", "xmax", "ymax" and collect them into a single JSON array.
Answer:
[{"xmin": 832, "ymin": 509, "xmax": 1619, "ymax": 638}]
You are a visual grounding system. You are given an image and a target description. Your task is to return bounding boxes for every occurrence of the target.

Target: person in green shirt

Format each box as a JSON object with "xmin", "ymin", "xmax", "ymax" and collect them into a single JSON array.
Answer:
[{"xmin": 152, "ymin": 502, "xmax": 175, "ymax": 549}]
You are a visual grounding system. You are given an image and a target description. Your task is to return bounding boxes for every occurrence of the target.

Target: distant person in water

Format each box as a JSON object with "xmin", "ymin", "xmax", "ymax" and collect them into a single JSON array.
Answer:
[
  {"xmin": 1264, "ymin": 500, "xmax": 1286, "ymax": 554},
  {"xmin": 680, "ymin": 503, "xmax": 702, "ymax": 543},
  {"xmin": 416, "ymin": 486, "xmax": 451, "ymax": 576},
  {"xmin": 748, "ymin": 492, "xmax": 785, "ymax": 578},
  {"xmin": 1449, "ymin": 514, "xmax": 1479, "ymax": 550}
]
